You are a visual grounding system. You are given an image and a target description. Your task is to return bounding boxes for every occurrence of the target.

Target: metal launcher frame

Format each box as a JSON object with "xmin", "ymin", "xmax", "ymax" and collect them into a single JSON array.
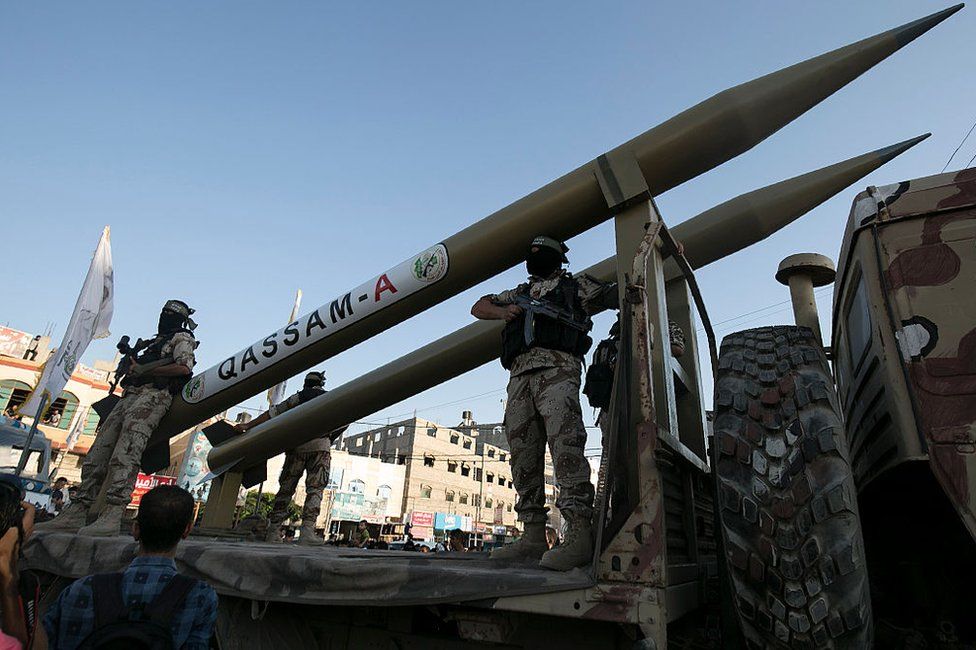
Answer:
[{"xmin": 492, "ymin": 152, "xmax": 722, "ymax": 642}]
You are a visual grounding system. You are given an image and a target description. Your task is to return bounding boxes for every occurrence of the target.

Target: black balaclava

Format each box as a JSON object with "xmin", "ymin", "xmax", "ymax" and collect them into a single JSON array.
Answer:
[
  {"xmin": 158, "ymin": 299, "xmax": 195, "ymax": 335},
  {"xmin": 526, "ymin": 247, "xmax": 562, "ymax": 278},
  {"xmin": 304, "ymin": 371, "xmax": 326, "ymax": 390},
  {"xmin": 158, "ymin": 309, "xmax": 186, "ymax": 334}
]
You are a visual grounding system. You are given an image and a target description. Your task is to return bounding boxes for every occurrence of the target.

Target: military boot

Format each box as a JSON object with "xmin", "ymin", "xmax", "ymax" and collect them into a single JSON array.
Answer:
[
  {"xmin": 539, "ymin": 517, "xmax": 593, "ymax": 571},
  {"xmin": 78, "ymin": 504, "xmax": 127, "ymax": 537},
  {"xmin": 296, "ymin": 521, "xmax": 323, "ymax": 546},
  {"xmin": 264, "ymin": 522, "xmax": 283, "ymax": 543},
  {"xmin": 490, "ymin": 522, "xmax": 547, "ymax": 561},
  {"xmin": 34, "ymin": 502, "xmax": 89, "ymax": 532}
]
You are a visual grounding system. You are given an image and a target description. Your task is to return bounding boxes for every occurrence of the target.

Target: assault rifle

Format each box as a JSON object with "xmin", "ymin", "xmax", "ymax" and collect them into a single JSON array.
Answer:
[
  {"xmin": 91, "ymin": 335, "xmax": 174, "ymax": 421},
  {"xmin": 511, "ymin": 294, "xmax": 589, "ymax": 347}
]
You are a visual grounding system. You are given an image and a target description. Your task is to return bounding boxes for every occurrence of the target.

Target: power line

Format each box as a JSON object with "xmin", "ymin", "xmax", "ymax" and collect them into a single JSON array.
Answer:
[
  {"xmin": 382, "ymin": 388, "xmax": 507, "ymax": 421},
  {"xmin": 698, "ymin": 285, "xmax": 832, "ymax": 335},
  {"xmin": 943, "ymin": 117, "xmax": 976, "ymax": 173}
]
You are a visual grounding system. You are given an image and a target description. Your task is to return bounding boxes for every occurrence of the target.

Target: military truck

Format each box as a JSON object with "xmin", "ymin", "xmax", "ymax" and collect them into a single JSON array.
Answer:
[
  {"xmin": 22, "ymin": 7, "xmax": 966, "ymax": 650},
  {"xmin": 836, "ymin": 168, "xmax": 976, "ymax": 647},
  {"xmin": 712, "ymin": 167, "xmax": 976, "ymax": 649}
]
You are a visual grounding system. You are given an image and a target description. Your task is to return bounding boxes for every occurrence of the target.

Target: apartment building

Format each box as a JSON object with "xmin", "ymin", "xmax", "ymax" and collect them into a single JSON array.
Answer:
[
  {"xmin": 455, "ymin": 411, "xmax": 564, "ymax": 531},
  {"xmin": 340, "ymin": 414, "xmax": 521, "ymax": 533},
  {"xmin": 0, "ymin": 325, "xmax": 116, "ymax": 482}
]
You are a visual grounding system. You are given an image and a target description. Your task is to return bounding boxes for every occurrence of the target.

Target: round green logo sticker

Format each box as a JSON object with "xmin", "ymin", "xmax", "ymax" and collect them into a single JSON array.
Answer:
[{"xmin": 412, "ymin": 245, "xmax": 449, "ymax": 283}]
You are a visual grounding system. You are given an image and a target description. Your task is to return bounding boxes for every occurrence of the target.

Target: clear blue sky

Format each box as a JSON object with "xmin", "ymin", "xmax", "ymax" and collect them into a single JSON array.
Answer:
[{"xmin": 3, "ymin": 2, "xmax": 972, "ymax": 448}]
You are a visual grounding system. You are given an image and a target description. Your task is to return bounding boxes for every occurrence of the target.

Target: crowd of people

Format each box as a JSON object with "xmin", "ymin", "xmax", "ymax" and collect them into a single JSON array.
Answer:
[{"xmin": 0, "ymin": 482, "xmax": 217, "ymax": 649}]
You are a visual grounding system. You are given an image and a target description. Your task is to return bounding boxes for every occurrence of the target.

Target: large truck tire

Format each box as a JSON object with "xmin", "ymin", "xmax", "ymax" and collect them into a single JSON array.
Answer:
[{"xmin": 712, "ymin": 326, "xmax": 872, "ymax": 649}]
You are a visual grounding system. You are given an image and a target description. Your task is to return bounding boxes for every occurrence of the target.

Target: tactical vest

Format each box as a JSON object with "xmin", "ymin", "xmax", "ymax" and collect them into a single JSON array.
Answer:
[
  {"xmin": 500, "ymin": 275, "xmax": 593, "ymax": 370},
  {"xmin": 297, "ymin": 386, "xmax": 325, "ymax": 403},
  {"xmin": 123, "ymin": 329, "xmax": 195, "ymax": 395}
]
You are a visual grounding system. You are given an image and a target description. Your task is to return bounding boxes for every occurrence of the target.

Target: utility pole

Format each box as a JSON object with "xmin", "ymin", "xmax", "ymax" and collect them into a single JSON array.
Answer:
[{"xmin": 477, "ymin": 451, "xmax": 486, "ymax": 527}]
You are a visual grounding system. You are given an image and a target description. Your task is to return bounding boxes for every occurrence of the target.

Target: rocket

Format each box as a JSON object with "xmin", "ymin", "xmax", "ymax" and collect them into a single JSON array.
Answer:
[
  {"xmin": 207, "ymin": 134, "xmax": 930, "ymax": 474},
  {"xmin": 143, "ymin": 5, "xmax": 960, "ymax": 471}
]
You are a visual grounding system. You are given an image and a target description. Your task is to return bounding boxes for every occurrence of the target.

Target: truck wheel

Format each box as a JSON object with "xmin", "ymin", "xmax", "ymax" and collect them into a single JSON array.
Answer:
[{"xmin": 712, "ymin": 326, "xmax": 871, "ymax": 649}]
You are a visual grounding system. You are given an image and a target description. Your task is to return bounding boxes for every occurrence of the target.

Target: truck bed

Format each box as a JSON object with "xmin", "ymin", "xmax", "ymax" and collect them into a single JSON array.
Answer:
[{"xmin": 25, "ymin": 532, "xmax": 594, "ymax": 606}]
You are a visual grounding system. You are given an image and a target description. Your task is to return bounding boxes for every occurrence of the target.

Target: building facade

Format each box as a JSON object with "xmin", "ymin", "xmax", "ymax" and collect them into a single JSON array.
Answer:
[
  {"xmin": 0, "ymin": 326, "xmax": 117, "ymax": 483},
  {"xmin": 340, "ymin": 411, "xmax": 559, "ymax": 537},
  {"xmin": 455, "ymin": 411, "xmax": 564, "ymax": 531},
  {"xmin": 320, "ymin": 449, "xmax": 406, "ymax": 528}
]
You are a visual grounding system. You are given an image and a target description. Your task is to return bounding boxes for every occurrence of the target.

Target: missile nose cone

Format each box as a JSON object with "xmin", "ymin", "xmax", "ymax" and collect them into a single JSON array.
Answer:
[
  {"xmin": 631, "ymin": 6, "xmax": 962, "ymax": 194},
  {"xmin": 672, "ymin": 133, "xmax": 931, "ymax": 271},
  {"xmin": 875, "ymin": 133, "xmax": 931, "ymax": 164},
  {"xmin": 894, "ymin": 4, "xmax": 964, "ymax": 47}
]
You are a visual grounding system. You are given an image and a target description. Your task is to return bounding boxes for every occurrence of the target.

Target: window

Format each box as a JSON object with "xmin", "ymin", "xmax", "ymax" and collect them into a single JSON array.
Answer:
[
  {"xmin": 423, "ymin": 454, "xmax": 435, "ymax": 468},
  {"xmin": 377, "ymin": 485, "xmax": 392, "ymax": 500},
  {"xmin": 349, "ymin": 479, "xmax": 365, "ymax": 494},
  {"xmin": 446, "ymin": 490, "xmax": 455, "ymax": 502},
  {"xmin": 82, "ymin": 410, "xmax": 100, "ymax": 436},
  {"xmin": 396, "ymin": 426, "xmax": 404, "ymax": 437},
  {"xmin": 450, "ymin": 433, "xmax": 459, "ymax": 444},
  {"xmin": 462, "ymin": 439, "xmax": 472, "ymax": 450},
  {"xmin": 460, "ymin": 463, "xmax": 470, "ymax": 477},
  {"xmin": 43, "ymin": 391, "xmax": 79, "ymax": 430},
  {"xmin": 485, "ymin": 498, "xmax": 493, "ymax": 508},
  {"xmin": 487, "ymin": 449, "xmax": 495, "ymax": 458},
  {"xmin": 497, "ymin": 475, "xmax": 505, "ymax": 486},
  {"xmin": 486, "ymin": 473, "xmax": 494, "ymax": 483},
  {"xmin": 473, "ymin": 494, "xmax": 481, "ymax": 507},
  {"xmin": 0, "ymin": 380, "xmax": 32, "ymax": 415},
  {"xmin": 420, "ymin": 485, "xmax": 432, "ymax": 498},
  {"xmin": 474, "ymin": 468, "xmax": 483, "ymax": 482},
  {"xmin": 506, "ymin": 503, "xmax": 513, "ymax": 512},
  {"xmin": 459, "ymin": 493, "xmax": 468, "ymax": 505},
  {"xmin": 427, "ymin": 427, "xmax": 437, "ymax": 438},
  {"xmin": 499, "ymin": 452, "xmax": 506, "ymax": 462},
  {"xmin": 507, "ymin": 480, "xmax": 513, "ymax": 489},
  {"xmin": 447, "ymin": 460, "xmax": 458, "ymax": 473},
  {"xmin": 357, "ymin": 437, "xmax": 364, "ymax": 447},
  {"xmin": 845, "ymin": 276, "xmax": 873, "ymax": 371},
  {"xmin": 373, "ymin": 432, "xmax": 381, "ymax": 442}
]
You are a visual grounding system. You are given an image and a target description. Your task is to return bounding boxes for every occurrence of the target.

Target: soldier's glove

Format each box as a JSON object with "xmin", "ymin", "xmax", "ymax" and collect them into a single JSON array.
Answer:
[{"xmin": 128, "ymin": 362, "xmax": 147, "ymax": 377}]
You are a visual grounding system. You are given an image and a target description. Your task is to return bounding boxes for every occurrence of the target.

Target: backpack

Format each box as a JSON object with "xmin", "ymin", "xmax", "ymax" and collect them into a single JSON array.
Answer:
[
  {"xmin": 583, "ymin": 329, "xmax": 619, "ymax": 410},
  {"xmin": 77, "ymin": 572, "xmax": 197, "ymax": 650}
]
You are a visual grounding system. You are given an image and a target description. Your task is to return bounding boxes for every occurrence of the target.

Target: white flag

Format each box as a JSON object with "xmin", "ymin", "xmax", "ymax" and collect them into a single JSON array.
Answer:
[
  {"xmin": 65, "ymin": 406, "xmax": 88, "ymax": 451},
  {"xmin": 266, "ymin": 289, "xmax": 303, "ymax": 407},
  {"xmin": 20, "ymin": 227, "xmax": 114, "ymax": 416}
]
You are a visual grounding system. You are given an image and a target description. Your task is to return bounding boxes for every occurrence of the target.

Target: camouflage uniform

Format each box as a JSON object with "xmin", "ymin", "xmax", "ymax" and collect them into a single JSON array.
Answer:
[
  {"xmin": 487, "ymin": 271, "xmax": 607, "ymax": 525},
  {"xmin": 74, "ymin": 332, "xmax": 196, "ymax": 507},
  {"xmin": 266, "ymin": 392, "xmax": 332, "ymax": 528}
]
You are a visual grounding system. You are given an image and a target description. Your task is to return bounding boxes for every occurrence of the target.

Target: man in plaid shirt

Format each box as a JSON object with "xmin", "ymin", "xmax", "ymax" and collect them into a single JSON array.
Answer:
[{"xmin": 43, "ymin": 486, "xmax": 217, "ymax": 649}]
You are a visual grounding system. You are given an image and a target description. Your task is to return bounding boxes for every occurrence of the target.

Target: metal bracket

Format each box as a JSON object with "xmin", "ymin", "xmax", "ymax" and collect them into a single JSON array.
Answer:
[{"xmin": 595, "ymin": 150, "xmax": 651, "ymax": 213}]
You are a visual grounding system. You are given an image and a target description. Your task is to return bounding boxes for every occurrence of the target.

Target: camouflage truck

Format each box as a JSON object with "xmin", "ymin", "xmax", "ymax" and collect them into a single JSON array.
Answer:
[
  {"xmin": 713, "ymin": 167, "xmax": 976, "ymax": 649},
  {"xmin": 833, "ymin": 167, "xmax": 976, "ymax": 646}
]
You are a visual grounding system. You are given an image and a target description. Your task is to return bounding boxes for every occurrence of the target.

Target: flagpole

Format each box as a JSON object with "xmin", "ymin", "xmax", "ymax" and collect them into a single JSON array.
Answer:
[
  {"xmin": 16, "ymin": 394, "xmax": 49, "ymax": 476},
  {"xmin": 14, "ymin": 225, "xmax": 113, "ymax": 478}
]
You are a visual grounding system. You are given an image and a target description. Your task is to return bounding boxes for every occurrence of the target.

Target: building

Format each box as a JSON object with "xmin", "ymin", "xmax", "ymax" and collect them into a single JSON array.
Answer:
[
  {"xmin": 340, "ymin": 411, "xmax": 557, "ymax": 542},
  {"xmin": 320, "ymin": 449, "xmax": 406, "ymax": 530},
  {"xmin": 0, "ymin": 325, "xmax": 117, "ymax": 482},
  {"xmin": 455, "ymin": 410, "xmax": 564, "ymax": 531},
  {"xmin": 1, "ymin": 324, "xmax": 214, "ymax": 501}
]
